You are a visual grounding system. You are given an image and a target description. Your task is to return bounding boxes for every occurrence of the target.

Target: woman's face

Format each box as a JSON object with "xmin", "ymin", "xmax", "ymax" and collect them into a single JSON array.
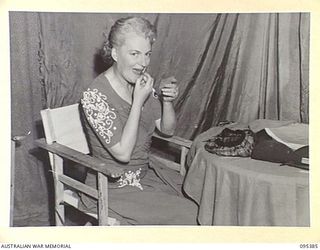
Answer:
[{"xmin": 112, "ymin": 32, "xmax": 152, "ymax": 84}]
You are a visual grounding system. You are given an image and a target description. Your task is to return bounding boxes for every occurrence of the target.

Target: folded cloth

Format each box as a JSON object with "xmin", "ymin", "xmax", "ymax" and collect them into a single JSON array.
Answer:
[
  {"xmin": 251, "ymin": 129, "xmax": 294, "ymax": 163},
  {"xmin": 283, "ymin": 146, "xmax": 309, "ymax": 170},
  {"xmin": 251, "ymin": 129, "xmax": 309, "ymax": 170},
  {"xmin": 264, "ymin": 123, "xmax": 308, "ymax": 150}
]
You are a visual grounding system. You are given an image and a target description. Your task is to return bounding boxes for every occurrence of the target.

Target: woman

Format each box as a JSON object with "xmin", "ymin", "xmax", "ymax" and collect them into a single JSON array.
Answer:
[{"xmin": 80, "ymin": 16, "xmax": 197, "ymax": 225}]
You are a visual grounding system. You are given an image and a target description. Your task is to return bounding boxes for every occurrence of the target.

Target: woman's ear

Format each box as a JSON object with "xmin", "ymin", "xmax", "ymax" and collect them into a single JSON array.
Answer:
[{"xmin": 111, "ymin": 48, "xmax": 117, "ymax": 62}]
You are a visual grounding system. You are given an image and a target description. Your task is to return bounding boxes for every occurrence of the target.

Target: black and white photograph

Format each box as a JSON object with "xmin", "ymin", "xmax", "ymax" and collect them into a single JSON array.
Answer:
[
  {"xmin": 9, "ymin": 11, "xmax": 311, "ymax": 228},
  {"xmin": 2, "ymin": 0, "xmax": 320, "ymax": 246}
]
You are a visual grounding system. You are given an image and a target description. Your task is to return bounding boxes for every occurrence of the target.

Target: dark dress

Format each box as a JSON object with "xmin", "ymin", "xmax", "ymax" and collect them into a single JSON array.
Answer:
[{"xmin": 79, "ymin": 73, "xmax": 198, "ymax": 225}]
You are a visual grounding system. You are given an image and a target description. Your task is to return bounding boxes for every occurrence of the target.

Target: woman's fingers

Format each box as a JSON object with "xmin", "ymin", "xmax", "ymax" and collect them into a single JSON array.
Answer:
[
  {"xmin": 134, "ymin": 73, "xmax": 154, "ymax": 105},
  {"xmin": 159, "ymin": 76, "xmax": 177, "ymax": 89},
  {"xmin": 111, "ymin": 169, "xmax": 124, "ymax": 178},
  {"xmin": 143, "ymin": 73, "xmax": 153, "ymax": 88},
  {"xmin": 136, "ymin": 73, "xmax": 153, "ymax": 89},
  {"xmin": 161, "ymin": 84, "xmax": 179, "ymax": 97}
]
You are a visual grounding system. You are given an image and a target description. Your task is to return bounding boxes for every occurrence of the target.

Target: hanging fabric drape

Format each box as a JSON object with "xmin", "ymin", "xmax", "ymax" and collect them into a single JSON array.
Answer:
[
  {"xmin": 149, "ymin": 13, "xmax": 309, "ymax": 138},
  {"xmin": 10, "ymin": 12, "xmax": 50, "ymax": 226},
  {"xmin": 36, "ymin": 12, "xmax": 309, "ymax": 136},
  {"xmin": 10, "ymin": 12, "xmax": 309, "ymax": 226}
]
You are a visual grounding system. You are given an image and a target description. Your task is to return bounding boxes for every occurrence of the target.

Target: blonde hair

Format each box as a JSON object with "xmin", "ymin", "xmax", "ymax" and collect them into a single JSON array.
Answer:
[{"xmin": 101, "ymin": 16, "xmax": 157, "ymax": 62}]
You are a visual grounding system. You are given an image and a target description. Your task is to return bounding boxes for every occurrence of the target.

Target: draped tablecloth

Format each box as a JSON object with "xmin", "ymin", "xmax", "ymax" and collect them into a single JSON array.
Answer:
[{"xmin": 183, "ymin": 120, "xmax": 309, "ymax": 226}]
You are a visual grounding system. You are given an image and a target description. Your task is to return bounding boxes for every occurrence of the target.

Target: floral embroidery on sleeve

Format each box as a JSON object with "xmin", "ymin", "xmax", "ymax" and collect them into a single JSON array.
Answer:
[{"xmin": 81, "ymin": 88, "xmax": 117, "ymax": 144}]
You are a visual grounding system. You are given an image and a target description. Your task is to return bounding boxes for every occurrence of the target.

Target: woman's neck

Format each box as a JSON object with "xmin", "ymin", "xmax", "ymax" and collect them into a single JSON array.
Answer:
[
  {"xmin": 104, "ymin": 66, "xmax": 134, "ymax": 104},
  {"xmin": 110, "ymin": 66, "xmax": 134, "ymax": 93}
]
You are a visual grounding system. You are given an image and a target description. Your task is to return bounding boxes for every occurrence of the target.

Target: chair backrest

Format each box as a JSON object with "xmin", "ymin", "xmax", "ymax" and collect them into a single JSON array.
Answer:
[
  {"xmin": 41, "ymin": 103, "xmax": 89, "ymax": 154},
  {"xmin": 39, "ymin": 103, "xmax": 114, "ymax": 225}
]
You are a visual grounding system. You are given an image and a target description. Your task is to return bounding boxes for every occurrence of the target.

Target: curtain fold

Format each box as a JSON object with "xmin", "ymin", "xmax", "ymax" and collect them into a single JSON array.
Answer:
[
  {"xmin": 10, "ymin": 12, "xmax": 50, "ymax": 226},
  {"xmin": 36, "ymin": 12, "xmax": 309, "ymax": 136},
  {"xmin": 10, "ymin": 12, "xmax": 309, "ymax": 225},
  {"xmin": 151, "ymin": 13, "xmax": 309, "ymax": 139}
]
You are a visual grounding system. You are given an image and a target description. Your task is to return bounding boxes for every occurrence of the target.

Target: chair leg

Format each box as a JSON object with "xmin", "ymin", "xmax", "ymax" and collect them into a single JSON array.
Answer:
[
  {"xmin": 97, "ymin": 172, "xmax": 109, "ymax": 226},
  {"xmin": 53, "ymin": 155, "xmax": 65, "ymax": 226},
  {"xmin": 97, "ymin": 173, "xmax": 120, "ymax": 225},
  {"xmin": 55, "ymin": 205, "xmax": 65, "ymax": 226}
]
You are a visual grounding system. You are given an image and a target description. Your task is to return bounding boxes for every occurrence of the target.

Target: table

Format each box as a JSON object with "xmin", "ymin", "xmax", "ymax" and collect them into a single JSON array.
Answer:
[{"xmin": 183, "ymin": 124, "xmax": 310, "ymax": 226}]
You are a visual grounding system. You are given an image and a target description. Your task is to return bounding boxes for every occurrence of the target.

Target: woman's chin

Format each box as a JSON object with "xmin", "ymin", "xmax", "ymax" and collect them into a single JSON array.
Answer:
[
  {"xmin": 127, "ymin": 75, "xmax": 139, "ymax": 84},
  {"xmin": 124, "ymin": 78, "xmax": 136, "ymax": 85}
]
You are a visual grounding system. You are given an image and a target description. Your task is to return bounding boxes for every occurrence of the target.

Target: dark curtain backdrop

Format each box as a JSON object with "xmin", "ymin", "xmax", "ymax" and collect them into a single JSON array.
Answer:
[
  {"xmin": 10, "ymin": 12, "xmax": 309, "ymax": 225},
  {"xmin": 10, "ymin": 13, "xmax": 50, "ymax": 226}
]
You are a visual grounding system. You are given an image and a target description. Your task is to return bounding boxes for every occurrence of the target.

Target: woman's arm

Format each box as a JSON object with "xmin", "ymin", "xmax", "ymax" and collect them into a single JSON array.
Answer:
[
  {"xmin": 155, "ymin": 76, "xmax": 179, "ymax": 136},
  {"xmin": 157, "ymin": 102, "xmax": 176, "ymax": 136},
  {"xmin": 108, "ymin": 74, "xmax": 154, "ymax": 163}
]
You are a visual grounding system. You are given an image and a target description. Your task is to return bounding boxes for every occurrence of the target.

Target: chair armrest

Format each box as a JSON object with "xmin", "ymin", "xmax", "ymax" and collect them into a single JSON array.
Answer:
[
  {"xmin": 151, "ymin": 133, "xmax": 192, "ymax": 176},
  {"xmin": 152, "ymin": 133, "xmax": 192, "ymax": 148},
  {"xmin": 35, "ymin": 138, "xmax": 122, "ymax": 176}
]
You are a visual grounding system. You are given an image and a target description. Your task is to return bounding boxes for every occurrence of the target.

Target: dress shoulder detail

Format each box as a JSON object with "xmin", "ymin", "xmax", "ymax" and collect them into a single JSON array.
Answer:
[{"xmin": 81, "ymin": 88, "xmax": 117, "ymax": 144}]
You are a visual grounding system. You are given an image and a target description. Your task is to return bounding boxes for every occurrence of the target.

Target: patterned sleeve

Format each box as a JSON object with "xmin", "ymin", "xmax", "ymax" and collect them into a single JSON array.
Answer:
[{"xmin": 81, "ymin": 88, "xmax": 122, "ymax": 148}]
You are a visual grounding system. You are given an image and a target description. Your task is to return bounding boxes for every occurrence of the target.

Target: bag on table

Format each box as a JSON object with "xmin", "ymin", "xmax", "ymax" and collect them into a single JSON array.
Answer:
[{"xmin": 204, "ymin": 128, "xmax": 254, "ymax": 157}]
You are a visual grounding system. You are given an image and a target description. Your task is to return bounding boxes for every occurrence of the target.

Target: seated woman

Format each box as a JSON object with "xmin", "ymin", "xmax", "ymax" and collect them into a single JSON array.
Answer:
[{"xmin": 79, "ymin": 16, "xmax": 198, "ymax": 225}]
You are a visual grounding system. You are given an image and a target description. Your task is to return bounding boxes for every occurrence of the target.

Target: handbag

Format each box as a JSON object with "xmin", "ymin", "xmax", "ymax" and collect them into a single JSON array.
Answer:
[{"xmin": 204, "ymin": 128, "xmax": 254, "ymax": 157}]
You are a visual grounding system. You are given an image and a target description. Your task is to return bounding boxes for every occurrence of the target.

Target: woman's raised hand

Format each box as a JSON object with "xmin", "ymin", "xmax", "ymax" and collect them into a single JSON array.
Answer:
[
  {"xmin": 159, "ymin": 76, "xmax": 179, "ymax": 102},
  {"xmin": 133, "ymin": 72, "xmax": 154, "ymax": 106}
]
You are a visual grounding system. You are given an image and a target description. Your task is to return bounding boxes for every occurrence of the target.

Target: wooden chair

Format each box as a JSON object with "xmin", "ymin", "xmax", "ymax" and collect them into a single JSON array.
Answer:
[{"xmin": 35, "ymin": 103, "xmax": 192, "ymax": 226}]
